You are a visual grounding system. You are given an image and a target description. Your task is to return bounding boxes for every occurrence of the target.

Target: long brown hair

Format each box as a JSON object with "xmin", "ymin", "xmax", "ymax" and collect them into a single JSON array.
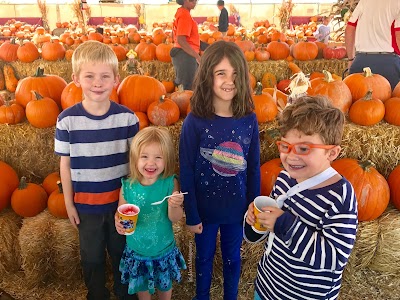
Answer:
[{"xmin": 190, "ymin": 40, "xmax": 254, "ymax": 119}]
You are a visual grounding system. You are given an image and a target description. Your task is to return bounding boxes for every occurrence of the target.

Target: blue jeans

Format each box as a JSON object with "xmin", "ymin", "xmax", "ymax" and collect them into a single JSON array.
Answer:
[
  {"xmin": 78, "ymin": 211, "xmax": 133, "ymax": 300},
  {"xmin": 193, "ymin": 223, "xmax": 243, "ymax": 300}
]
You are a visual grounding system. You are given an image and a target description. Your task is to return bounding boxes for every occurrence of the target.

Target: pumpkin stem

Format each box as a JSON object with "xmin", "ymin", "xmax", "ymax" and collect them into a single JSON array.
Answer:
[
  {"xmin": 160, "ymin": 95, "xmax": 165, "ymax": 102},
  {"xmin": 56, "ymin": 180, "xmax": 63, "ymax": 194},
  {"xmin": 34, "ymin": 66, "xmax": 45, "ymax": 77},
  {"xmin": 362, "ymin": 67, "xmax": 372, "ymax": 78},
  {"xmin": 255, "ymin": 82, "xmax": 263, "ymax": 95},
  {"xmin": 18, "ymin": 176, "xmax": 27, "ymax": 190},
  {"xmin": 363, "ymin": 90, "xmax": 373, "ymax": 100},
  {"xmin": 31, "ymin": 90, "xmax": 44, "ymax": 100},
  {"xmin": 359, "ymin": 160, "xmax": 375, "ymax": 172},
  {"xmin": 177, "ymin": 84, "xmax": 184, "ymax": 92},
  {"xmin": 322, "ymin": 70, "xmax": 334, "ymax": 82}
]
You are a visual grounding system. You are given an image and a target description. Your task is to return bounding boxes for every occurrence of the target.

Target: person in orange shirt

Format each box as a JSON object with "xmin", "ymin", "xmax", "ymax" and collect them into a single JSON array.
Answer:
[{"xmin": 170, "ymin": 0, "xmax": 201, "ymax": 90}]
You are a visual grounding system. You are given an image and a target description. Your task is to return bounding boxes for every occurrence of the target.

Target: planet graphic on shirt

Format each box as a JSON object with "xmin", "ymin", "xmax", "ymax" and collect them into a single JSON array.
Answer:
[{"xmin": 200, "ymin": 141, "xmax": 247, "ymax": 177}]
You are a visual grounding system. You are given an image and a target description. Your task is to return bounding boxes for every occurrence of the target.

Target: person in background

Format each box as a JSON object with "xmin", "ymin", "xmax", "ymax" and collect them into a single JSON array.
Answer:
[
  {"xmin": 179, "ymin": 40, "xmax": 260, "ymax": 300},
  {"xmin": 55, "ymin": 40, "xmax": 139, "ymax": 300},
  {"xmin": 345, "ymin": 0, "xmax": 400, "ymax": 90},
  {"xmin": 245, "ymin": 96, "xmax": 358, "ymax": 300},
  {"xmin": 313, "ymin": 16, "xmax": 331, "ymax": 44},
  {"xmin": 217, "ymin": 1, "xmax": 229, "ymax": 36},
  {"xmin": 170, "ymin": 0, "xmax": 201, "ymax": 90},
  {"xmin": 115, "ymin": 127, "xmax": 186, "ymax": 300}
]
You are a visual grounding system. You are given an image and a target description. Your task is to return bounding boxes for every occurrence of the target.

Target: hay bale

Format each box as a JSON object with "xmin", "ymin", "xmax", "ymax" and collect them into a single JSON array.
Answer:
[
  {"xmin": 347, "ymin": 219, "xmax": 380, "ymax": 272},
  {"xmin": 296, "ymin": 59, "xmax": 348, "ymax": 77},
  {"xmin": 0, "ymin": 209, "xmax": 22, "ymax": 276},
  {"xmin": 52, "ymin": 219, "xmax": 82, "ymax": 283},
  {"xmin": 369, "ymin": 206, "xmax": 400, "ymax": 274},
  {"xmin": 19, "ymin": 210, "xmax": 56, "ymax": 287}
]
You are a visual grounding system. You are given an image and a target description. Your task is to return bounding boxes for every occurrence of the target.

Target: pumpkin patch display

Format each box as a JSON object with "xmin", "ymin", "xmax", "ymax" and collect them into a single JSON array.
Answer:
[
  {"xmin": 332, "ymin": 158, "xmax": 389, "ymax": 222},
  {"xmin": 147, "ymin": 95, "xmax": 180, "ymax": 126},
  {"xmin": 48, "ymin": 181, "xmax": 68, "ymax": 219},
  {"xmin": 11, "ymin": 176, "xmax": 48, "ymax": 217}
]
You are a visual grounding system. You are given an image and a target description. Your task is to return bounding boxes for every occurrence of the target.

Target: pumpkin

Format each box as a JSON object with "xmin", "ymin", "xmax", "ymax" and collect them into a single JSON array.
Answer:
[
  {"xmin": 276, "ymin": 79, "xmax": 291, "ymax": 94},
  {"xmin": 253, "ymin": 82, "xmax": 278, "ymax": 123},
  {"xmin": 249, "ymin": 72, "xmax": 257, "ymax": 90},
  {"xmin": 260, "ymin": 158, "xmax": 284, "ymax": 196},
  {"xmin": 262, "ymin": 86, "xmax": 288, "ymax": 108},
  {"xmin": 322, "ymin": 47, "xmax": 347, "ymax": 60},
  {"xmin": 170, "ymin": 85, "xmax": 193, "ymax": 117},
  {"xmin": 383, "ymin": 97, "xmax": 400, "ymax": 126},
  {"xmin": 156, "ymin": 40, "xmax": 173, "ymax": 63},
  {"xmin": 254, "ymin": 46, "xmax": 270, "ymax": 62},
  {"xmin": 0, "ymin": 161, "xmax": 19, "ymax": 212},
  {"xmin": 0, "ymin": 66, "xmax": 4, "ymax": 90},
  {"xmin": 11, "ymin": 176, "xmax": 48, "ymax": 217},
  {"xmin": 343, "ymin": 67, "xmax": 392, "ymax": 103},
  {"xmin": 331, "ymin": 159, "xmax": 389, "ymax": 221},
  {"xmin": 261, "ymin": 72, "xmax": 277, "ymax": 89},
  {"xmin": 147, "ymin": 95, "xmax": 180, "ymax": 126},
  {"xmin": 48, "ymin": 181, "xmax": 68, "ymax": 219},
  {"xmin": 348, "ymin": 90, "xmax": 385, "ymax": 126},
  {"xmin": 3, "ymin": 64, "xmax": 19, "ymax": 93},
  {"xmin": 161, "ymin": 80, "xmax": 175, "ymax": 93},
  {"xmin": 292, "ymin": 41, "xmax": 318, "ymax": 61},
  {"xmin": 235, "ymin": 37, "xmax": 255, "ymax": 53},
  {"xmin": 0, "ymin": 39, "xmax": 19, "ymax": 62},
  {"xmin": 137, "ymin": 40, "xmax": 157, "ymax": 61},
  {"xmin": 307, "ymin": 70, "xmax": 353, "ymax": 114},
  {"xmin": 117, "ymin": 74, "xmax": 166, "ymax": 113},
  {"xmin": 393, "ymin": 82, "xmax": 400, "ymax": 97},
  {"xmin": 387, "ymin": 165, "xmax": 400, "ymax": 211},
  {"xmin": 266, "ymin": 40, "xmax": 290, "ymax": 60},
  {"xmin": 61, "ymin": 82, "xmax": 119, "ymax": 110},
  {"xmin": 42, "ymin": 172, "xmax": 61, "ymax": 196},
  {"xmin": 26, "ymin": 91, "xmax": 60, "ymax": 128},
  {"xmin": 135, "ymin": 111, "xmax": 149, "ymax": 130},
  {"xmin": 0, "ymin": 98, "xmax": 25, "ymax": 125},
  {"xmin": 41, "ymin": 40, "xmax": 66, "ymax": 61},
  {"xmin": 288, "ymin": 61, "xmax": 301, "ymax": 74},
  {"xmin": 15, "ymin": 67, "xmax": 67, "ymax": 108},
  {"xmin": 16, "ymin": 41, "xmax": 39, "ymax": 63}
]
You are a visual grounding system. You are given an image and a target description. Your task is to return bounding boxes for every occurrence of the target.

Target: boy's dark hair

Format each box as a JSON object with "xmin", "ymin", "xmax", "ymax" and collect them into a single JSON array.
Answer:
[
  {"xmin": 217, "ymin": 0, "xmax": 224, "ymax": 6},
  {"xmin": 278, "ymin": 96, "xmax": 344, "ymax": 145},
  {"xmin": 190, "ymin": 40, "xmax": 254, "ymax": 119},
  {"xmin": 176, "ymin": 0, "xmax": 184, "ymax": 5}
]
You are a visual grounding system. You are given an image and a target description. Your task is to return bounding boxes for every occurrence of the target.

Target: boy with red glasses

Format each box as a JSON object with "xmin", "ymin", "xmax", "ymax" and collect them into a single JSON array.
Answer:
[{"xmin": 244, "ymin": 95, "xmax": 358, "ymax": 300}]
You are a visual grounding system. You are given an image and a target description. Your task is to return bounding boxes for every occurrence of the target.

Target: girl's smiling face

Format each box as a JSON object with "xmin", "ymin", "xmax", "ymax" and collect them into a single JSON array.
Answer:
[
  {"xmin": 137, "ymin": 142, "xmax": 165, "ymax": 186},
  {"xmin": 279, "ymin": 129, "xmax": 340, "ymax": 183},
  {"xmin": 212, "ymin": 57, "xmax": 237, "ymax": 108}
]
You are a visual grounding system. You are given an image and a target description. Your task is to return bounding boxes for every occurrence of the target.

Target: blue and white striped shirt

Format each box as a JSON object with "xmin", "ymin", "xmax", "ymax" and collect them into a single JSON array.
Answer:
[
  {"xmin": 245, "ymin": 170, "xmax": 358, "ymax": 300},
  {"xmin": 55, "ymin": 101, "xmax": 139, "ymax": 214}
]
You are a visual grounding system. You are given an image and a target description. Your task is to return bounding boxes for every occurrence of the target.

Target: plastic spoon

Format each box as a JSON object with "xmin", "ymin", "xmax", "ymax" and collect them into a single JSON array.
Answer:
[{"xmin": 151, "ymin": 192, "xmax": 188, "ymax": 206}]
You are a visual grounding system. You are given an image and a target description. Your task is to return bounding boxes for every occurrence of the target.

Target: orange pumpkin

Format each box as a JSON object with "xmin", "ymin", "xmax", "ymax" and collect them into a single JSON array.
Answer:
[
  {"xmin": 348, "ymin": 90, "xmax": 385, "ymax": 126},
  {"xmin": 387, "ymin": 165, "xmax": 400, "ymax": 211},
  {"xmin": 260, "ymin": 158, "xmax": 284, "ymax": 196},
  {"xmin": 161, "ymin": 80, "xmax": 175, "ymax": 93},
  {"xmin": 118, "ymin": 74, "xmax": 166, "ymax": 113},
  {"xmin": 253, "ymin": 82, "xmax": 278, "ymax": 123},
  {"xmin": 262, "ymin": 87, "xmax": 288, "ymax": 108},
  {"xmin": 26, "ymin": 91, "xmax": 60, "ymax": 128},
  {"xmin": 393, "ymin": 81, "xmax": 400, "ymax": 97},
  {"xmin": 331, "ymin": 158, "xmax": 389, "ymax": 221},
  {"xmin": 0, "ymin": 39, "xmax": 19, "ymax": 62},
  {"xmin": 156, "ymin": 40, "xmax": 173, "ymax": 63},
  {"xmin": 383, "ymin": 96, "xmax": 400, "ymax": 126},
  {"xmin": 135, "ymin": 111, "xmax": 150, "ymax": 130},
  {"xmin": 16, "ymin": 41, "xmax": 39, "ymax": 63},
  {"xmin": 0, "ymin": 99, "xmax": 25, "ymax": 125},
  {"xmin": 292, "ymin": 41, "xmax": 318, "ymax": 61},
  {"xmin": 48, "ymin": 181, "xmax": 68, "ymax": 219},
  {"xmin": 266, "ymin": 40, "xmax": 290, "ymax": 60},
  {"xmin": 11, "ymin": 177, "xmax": 48, "ymax": 217},
  {"xmin": 147, "ymin": 95, "xmax": 180, "ymax": 126},
  {"xmin": 42, "ymin": 172, "xmax": 61, "ymax": 196},
  {"xmin": 261, "ymin": 72, "xmax": 277, "ymax": 89},
  {"xmin": 343, "ymin": 67, "xmax": 392, "ymax": 103},
  {"xmin": 307, "ymin": 70, "xmax": 353, "ymax": 114},
  {"xmin": 170, "ymin": 85, "xmax": 193, "ymax": 117},
  {"xmin": 15, "ymin": 67, "xmax": 67, "ymax": 108},
  {"xmin": 41, "ymin": 40, "xmax": 66, "ymax": 61},
  {"xmin": 0, "ymin": 161, "xmax": 19, "ymax": 212}
]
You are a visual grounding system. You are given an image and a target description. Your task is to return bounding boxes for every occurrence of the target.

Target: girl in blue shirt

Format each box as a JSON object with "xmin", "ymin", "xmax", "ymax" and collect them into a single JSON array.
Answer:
[
  {"xmin": 179, "ymin": 40, "xmax": 261, "ymax": 300},
  {"xmin": 115, "ymin": 127, "xmax": 186, "ymax": 300}
]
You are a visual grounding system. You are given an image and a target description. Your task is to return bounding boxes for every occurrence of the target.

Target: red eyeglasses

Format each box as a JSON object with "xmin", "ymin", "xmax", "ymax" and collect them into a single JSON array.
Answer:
[{"xmin": 276, "ymin": 141, "xmax": 336, "ymax": 156}]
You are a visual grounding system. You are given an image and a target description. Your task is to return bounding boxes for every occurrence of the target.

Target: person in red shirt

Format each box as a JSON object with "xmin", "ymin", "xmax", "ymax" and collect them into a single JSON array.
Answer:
[{"xmin": 171, "ymin": 0, "xmax": 201, "ymax": 90}]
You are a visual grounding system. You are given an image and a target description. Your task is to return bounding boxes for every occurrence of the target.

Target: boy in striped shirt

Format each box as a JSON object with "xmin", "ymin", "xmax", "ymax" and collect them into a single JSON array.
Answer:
[
  {"xmin": 245, "ymin": 96, "xmax": 358, "ymax": 300},
  {"xmin": 55, "ymin": 41, "xmax": 139, "ymax": 300}
]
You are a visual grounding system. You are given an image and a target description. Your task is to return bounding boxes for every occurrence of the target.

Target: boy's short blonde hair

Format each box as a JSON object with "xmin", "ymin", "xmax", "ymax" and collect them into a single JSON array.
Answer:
[
  {"xmin": 129, "ymin": 127, "xmax": 175, "ymax": 182},
  {"xmin": 71, "ymin": 40, "xmax": 118, "ymax": 77},
  {"xmin": 278, "ymin": 95, "xmax": 344, "ymax": 145}
]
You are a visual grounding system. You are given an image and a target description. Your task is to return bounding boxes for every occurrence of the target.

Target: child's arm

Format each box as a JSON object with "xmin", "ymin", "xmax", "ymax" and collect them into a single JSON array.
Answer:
[
  {"xmin": 243, "ymin": 202, "xmax": 269, "ymax": 243},
  {"xmin": 168, "ymin": 178, "xmax": 184, "ymax": 223},
  {"xmin": 246, "ymin": 115, "xmax": 261, "ymax": 204},
  {"xmin": 60, "ymin": 156, "xmax": 80, "ymax": 229},
  {"xmin": 115, "ymin": 188, "xmax": 128, "ymax": 235}
]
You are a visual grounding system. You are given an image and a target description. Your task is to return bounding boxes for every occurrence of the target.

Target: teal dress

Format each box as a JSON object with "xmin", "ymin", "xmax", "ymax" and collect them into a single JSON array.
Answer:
[{"xmin": 119, "ymin": 175, "xmax": 186, "ymax": 294}]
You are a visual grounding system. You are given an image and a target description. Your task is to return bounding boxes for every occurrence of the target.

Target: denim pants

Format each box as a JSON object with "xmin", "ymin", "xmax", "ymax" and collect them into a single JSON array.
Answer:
[
  {"xmin": 193, "ymin": 223, "xmax": 243, "ymax": 300},
  {"xmin": 78, "ymin": 211, "xmax": 130, "ymax": 300}
]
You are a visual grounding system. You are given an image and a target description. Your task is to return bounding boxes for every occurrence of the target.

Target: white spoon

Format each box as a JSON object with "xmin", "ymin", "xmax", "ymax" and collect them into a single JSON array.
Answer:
[{"xmin": 151, "ymin": 192, "xmax": 188, "ymax": 206}]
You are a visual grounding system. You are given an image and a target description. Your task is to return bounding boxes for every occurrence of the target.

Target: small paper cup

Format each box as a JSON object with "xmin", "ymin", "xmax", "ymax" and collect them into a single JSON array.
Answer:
[
  {"xmin": 117, "ymin": 204, "xmax": 140, "ymax": 235},
  {"xmin": 252, "ymin": 196, "xmax": 278, "ymax": 234}
]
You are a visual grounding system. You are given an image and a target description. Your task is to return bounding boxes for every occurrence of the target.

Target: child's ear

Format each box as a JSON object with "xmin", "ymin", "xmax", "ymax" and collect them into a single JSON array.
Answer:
[
  {"xmin": 328, "ymin": 145, "xmax": 341, "ymax": 162},
  {"xmin": 72, "ymin": 73, "xmax": 80, "ymax": 87},
  {"xmin": 114, "ymin": 74, "xmax": 120, "ymax": 87}
]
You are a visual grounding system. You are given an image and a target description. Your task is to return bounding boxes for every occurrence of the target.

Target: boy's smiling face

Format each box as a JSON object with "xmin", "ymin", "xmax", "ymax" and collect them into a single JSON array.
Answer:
[
  {"xmin": 73, "ymin": 62, "xmax": 119, "ymax": 105},
  {"xmin": 279, "ymin": 129, "xmax": 340, "ymax": 183}
]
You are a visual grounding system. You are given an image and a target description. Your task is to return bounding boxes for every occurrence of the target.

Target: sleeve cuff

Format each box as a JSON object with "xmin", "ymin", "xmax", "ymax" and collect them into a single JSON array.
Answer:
[{"xmin": 274, "ymin": 211, "xmax": 297, "ymax": 236}]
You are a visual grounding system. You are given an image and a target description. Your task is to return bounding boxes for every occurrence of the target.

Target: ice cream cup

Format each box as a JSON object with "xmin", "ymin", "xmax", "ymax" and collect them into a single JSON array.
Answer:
[
  {"xmin": 252, "ymin": 196, "xmax": 278, "ymax": 234},
  {"xmin": 117, "ymin": 204, "xmax": 140, "ymax": 235}
]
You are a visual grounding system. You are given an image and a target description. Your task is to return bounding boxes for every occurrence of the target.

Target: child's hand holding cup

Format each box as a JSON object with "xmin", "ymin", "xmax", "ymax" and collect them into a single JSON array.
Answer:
[
  {"xmin": 252, "ymin": 196, "xmax": 279, "ymax": 234},
  {"xmin": 117, "ymin": 204, "xmax": 140, "ymax": 235}
]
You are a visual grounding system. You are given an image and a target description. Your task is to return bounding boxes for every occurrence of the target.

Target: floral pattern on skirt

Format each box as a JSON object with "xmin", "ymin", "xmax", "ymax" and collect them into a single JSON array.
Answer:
[{"xmin": 120, "ymin": 244, "xmax": 187, "ymax": 295}]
